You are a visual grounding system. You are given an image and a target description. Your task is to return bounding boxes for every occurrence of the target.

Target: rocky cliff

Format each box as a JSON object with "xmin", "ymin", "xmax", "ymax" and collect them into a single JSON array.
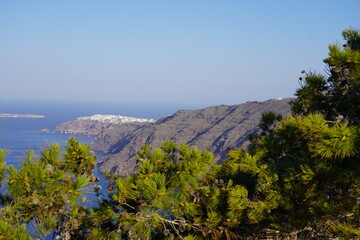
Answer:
[{"xmin": 93, "ymin": 98, "xmax": 292, "ymax": 175}]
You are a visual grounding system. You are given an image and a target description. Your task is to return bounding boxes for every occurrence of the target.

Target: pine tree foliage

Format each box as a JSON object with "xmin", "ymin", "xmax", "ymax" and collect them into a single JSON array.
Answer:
[
  {"xmin": 0, "ymin": 150, "xmax": 6, "ymax": 192},
  {"xmin": 292, "ymin": 29, "xmax": 360, "ymax": 124},
  {"xmin": 0, "ymin": 29, "xmax": 359, "ymax": 239},
  {"xmin": 247, "ymin": 113, "xmax": 360, "ymax": 237},
  {"xmin": 0, "ymin": 138, "xmax": 98, "ymax": 239},
  {"xmin": 247, "ymin": 29, "xmax": 360, "ymax": 238},
  {"xmin": 0, "ymin": 218, "xmax": 32, "ymax": 240},
  {"xmin": 64, "ymin": 137, "xmax": 97, "ymax": 176},
  {"xmin": 90, "ymin": 141, "xmax": 219, "ymax": 239}
]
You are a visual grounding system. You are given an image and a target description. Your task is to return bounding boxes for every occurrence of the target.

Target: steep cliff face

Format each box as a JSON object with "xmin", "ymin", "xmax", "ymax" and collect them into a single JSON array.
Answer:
[{"xmin": 95, "ymin": 98, "xmax": 292, "ymax": 175}]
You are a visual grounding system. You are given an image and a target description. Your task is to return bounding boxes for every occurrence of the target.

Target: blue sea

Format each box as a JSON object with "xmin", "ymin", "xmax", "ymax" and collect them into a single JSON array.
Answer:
[
  {"xmin": 0, "ymin": 100, "xmax": 197, "ymax": 203},
  {"xmin": 0, "ymin": 99, "xmax": 194, "ymax": 236},
  {"xmin": 0, "ymin": 99, "xmax": 206, "ymax": 237},
  {"xmin": 0, "ymin": 99, "xmax": 200, "ymax": 168}
]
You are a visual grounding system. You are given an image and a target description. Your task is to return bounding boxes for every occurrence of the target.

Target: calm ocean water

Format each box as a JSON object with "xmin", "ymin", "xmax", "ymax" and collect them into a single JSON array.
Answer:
[
  {"xmin": 0, "ymin": 100, "xmax": 193, "ymax": 210},
  {"xmin": 0, "ymin": 99, "xmax": 199, "ymax": 167},
  {"xmin": 0, "ymin": 99, "xmax": 203, "ymax": 237}
]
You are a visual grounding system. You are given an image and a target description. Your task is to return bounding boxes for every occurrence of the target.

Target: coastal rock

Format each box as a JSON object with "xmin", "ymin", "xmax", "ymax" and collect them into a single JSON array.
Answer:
[
  {"xmin": 54, "ymin": 114, "xmax": 155, "ymax": 136},
  {"xmin": 95, "ymin": 98, "xmax": 293, "ymax": 175}
]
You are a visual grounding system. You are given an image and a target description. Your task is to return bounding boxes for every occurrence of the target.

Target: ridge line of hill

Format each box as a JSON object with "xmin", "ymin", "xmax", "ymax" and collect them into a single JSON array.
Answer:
[{"xmin": 55, "ymin": 98, "xmax": 293, "ymax": 175}]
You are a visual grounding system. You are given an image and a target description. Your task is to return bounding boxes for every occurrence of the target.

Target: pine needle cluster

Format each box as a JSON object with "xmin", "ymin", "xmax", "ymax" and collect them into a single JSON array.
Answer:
[{"xmin": 0, "ymin": 137, "xmax": 97, "ymax": 239}]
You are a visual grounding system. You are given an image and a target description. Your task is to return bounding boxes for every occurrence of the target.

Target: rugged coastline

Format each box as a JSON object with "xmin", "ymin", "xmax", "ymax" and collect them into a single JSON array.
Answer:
[{"xmin": 54, "ymin": 98, "xmax": 293, "ymax": 175}]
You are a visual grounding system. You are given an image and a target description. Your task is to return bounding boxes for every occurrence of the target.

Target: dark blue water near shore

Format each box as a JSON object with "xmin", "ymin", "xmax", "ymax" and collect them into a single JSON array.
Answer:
[
  {"xmin": 0, "ymin": 99, "xmax": 197, "ymax": 237},
  {"xmin": 0, "ymin": 99, "xmax": 192, "ymax": 166}
]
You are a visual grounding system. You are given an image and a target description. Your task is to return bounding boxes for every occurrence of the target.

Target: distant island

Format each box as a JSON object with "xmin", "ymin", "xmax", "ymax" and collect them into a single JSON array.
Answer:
[{"xmin": 0, "ymin": 113, "xmax": 45, "ymax": 118}]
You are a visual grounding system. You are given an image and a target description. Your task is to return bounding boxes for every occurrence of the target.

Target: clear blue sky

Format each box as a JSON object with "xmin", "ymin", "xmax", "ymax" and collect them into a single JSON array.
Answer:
[{"xmin": 1, "ymin": 1, "xmax": 359, "ymax": 107}]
